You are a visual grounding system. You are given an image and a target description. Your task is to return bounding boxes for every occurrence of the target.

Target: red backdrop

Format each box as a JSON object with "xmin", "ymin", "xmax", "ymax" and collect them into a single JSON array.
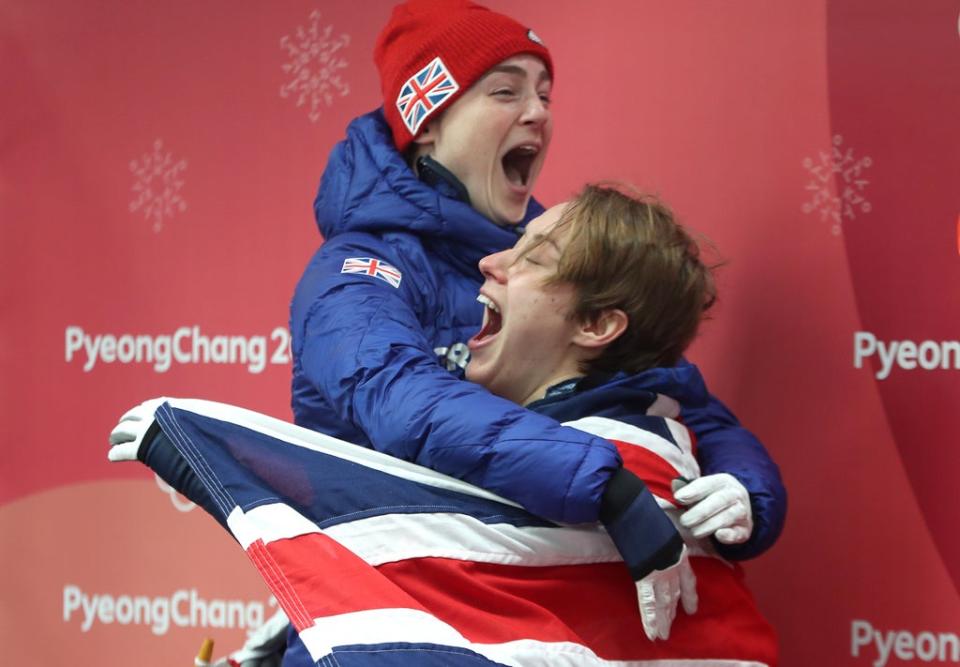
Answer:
[{"xmin": 2, "ymin": 1, "xmax": 958, "ymax": 665}]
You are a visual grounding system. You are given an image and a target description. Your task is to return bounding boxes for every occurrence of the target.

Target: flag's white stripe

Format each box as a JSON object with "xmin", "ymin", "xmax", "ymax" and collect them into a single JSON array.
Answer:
[
  {"xmin": 300, "ymin": 608, "xmax": 469, "ymax": 659},
  {"xmin": 163, "ymin": 398, "xmax": 523, "ymax": 507},
  {"xmin": 325, "ymin": 510, "xmax": 619, "ymax": 566},
  {"xmin": 230, "ymin": 502, "xmax": 619, "ymax": 566},
  {"xmin": 227, "ymin": 504, "xmax": 321, "ymax": 550},
  {"xmin": 563, "ymin": 416, "xmax": 700, "ymax": 482},
  {"xmin": 227, "ymin": 507, "xmax": 257, "ymax": 549},
  {"xmin": 300, "ymin": 607, "xmax": 767, "ymax": 667}
]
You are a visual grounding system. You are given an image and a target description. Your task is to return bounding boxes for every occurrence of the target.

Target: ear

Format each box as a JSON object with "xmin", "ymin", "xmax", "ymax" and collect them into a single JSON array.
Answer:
[
  {"xmin": 411, "ymin": 119, "xmax": 437, "ymax": 146},
  {"xmin": 572, "ymin": 308, "xmax": 628, "ymax": 350}
]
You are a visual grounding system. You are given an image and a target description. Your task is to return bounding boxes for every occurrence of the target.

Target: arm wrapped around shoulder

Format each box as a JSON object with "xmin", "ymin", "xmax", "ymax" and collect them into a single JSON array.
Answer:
[{"xmin": 600, "ymin": 467, "xmax": 697, "ymax": 641}]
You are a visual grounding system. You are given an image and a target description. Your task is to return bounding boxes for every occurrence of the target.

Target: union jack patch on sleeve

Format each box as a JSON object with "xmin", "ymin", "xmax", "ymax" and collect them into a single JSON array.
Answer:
[
  {"xmin": 396, "ymin": 56, "xmax": 460, "ymax": 136},
  {"xmin": 341, "ymin": 257, "xmax": 403, "ymax": 288}
]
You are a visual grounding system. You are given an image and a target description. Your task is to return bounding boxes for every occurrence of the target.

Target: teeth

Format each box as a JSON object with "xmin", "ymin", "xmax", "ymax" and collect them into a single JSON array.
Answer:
[{"xmin": 477, "ymin": 294, "xmax": 500, "ymax": 313}]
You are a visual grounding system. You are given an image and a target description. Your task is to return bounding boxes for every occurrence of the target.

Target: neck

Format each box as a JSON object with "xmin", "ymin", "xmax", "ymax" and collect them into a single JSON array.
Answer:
[
  {"xmin": 414, "ymin": 155, "xmax": 471, "ymax": 205},
  {"xmin": 520, "ymin": 373, "xmax": 581, "ymax": 407}
]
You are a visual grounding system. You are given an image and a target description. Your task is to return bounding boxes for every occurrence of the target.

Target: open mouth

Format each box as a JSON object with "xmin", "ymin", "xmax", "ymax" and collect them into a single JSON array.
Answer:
[
  {"xmin": 502, "ymin": 145, "xmax": 539, "ymax": 187},
  {"xmin": 471, "ymin": 294, "xmax": 502, "ymax": 344}
]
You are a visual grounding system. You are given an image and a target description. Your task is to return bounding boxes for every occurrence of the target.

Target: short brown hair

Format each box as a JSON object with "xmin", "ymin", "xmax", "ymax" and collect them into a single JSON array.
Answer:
[{"xmin": 537, "ymin": 183, "xmax": 717, "ymax": 375}]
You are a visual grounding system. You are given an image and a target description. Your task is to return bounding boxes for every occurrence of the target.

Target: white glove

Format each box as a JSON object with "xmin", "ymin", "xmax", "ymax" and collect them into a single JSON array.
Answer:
[
  {"xmin": 675, "ymin": 473, "xmax": 753, "ymax": 544},
  {"xmin": 107, "ymin": 398, "xmax": 168, "ymax": 462},
  {"xmin": 636, "ymin": 543, "xmax": 697, "ymax": 641}
]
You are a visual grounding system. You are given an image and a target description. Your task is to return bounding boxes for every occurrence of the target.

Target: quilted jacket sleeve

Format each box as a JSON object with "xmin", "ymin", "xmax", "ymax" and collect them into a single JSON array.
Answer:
[{"xmin": 291, "ymin": 235, "xmax": 622, "ymax": 524}]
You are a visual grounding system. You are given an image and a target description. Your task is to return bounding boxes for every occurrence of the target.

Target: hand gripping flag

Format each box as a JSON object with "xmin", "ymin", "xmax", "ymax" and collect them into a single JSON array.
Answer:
[{"xmin": 147, "ymin": 399, "xmax": 776, "ymax": 667}]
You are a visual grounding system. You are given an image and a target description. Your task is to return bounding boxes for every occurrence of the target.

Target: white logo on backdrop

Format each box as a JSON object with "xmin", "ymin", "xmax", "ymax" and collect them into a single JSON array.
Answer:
[
  {"xmin": 63, "ymin": 584, "xmax": 270, "ymax": 635},
  {"xmin": 852, "ymin": 619, "xmax": 960, "ymax": 666},
  {"xmin": 854, "ymin": 331, "xmax": 960, "ymax": 380},
  {"xmin": 64, "ymin": 325, "xmax": 291, "ymax": 374},
  {"xmin": 280, "ymin": 10, "xmax": 351, "ymax": 122},
  {"xmin": 129, "ymin": 139, "xmax": 188, "ymax": 233},
  {"xmin": 802, "ymin": 134, "xmax": 872, "ymax": 235},
  {"xmin": 155, "ymin": 474, "xmax": 197, "ymax": 513}
]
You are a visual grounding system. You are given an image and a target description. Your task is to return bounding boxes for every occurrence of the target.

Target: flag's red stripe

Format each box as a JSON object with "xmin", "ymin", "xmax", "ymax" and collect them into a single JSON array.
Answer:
[
  {"xmin": 265, "ymin": 532, "xmax": 427, "ymax": 620},
  {"xmin": 380, "ymin": 557, "xmax": 778, "ymax": 663},
  {"xmin": 409, "ymin": 76, "xmax": 437, "ymax": 112},
  {"xmin": 246, "ymin": 539, "xmax": 313, "ymax": 631},
  {"xmin": 613, "ymin": 440, "xmax": 682, "ymax": 503}
]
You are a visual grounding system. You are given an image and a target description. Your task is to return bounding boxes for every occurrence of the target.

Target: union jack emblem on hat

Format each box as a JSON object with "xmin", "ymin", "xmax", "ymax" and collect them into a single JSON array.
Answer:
[
  {"xmin": 341, "ymin": 257, "xmax": 403, "ymax": 288},
  {"xmin": 395, "ymin": 56, "xmax": 460, "ymax": 136}
]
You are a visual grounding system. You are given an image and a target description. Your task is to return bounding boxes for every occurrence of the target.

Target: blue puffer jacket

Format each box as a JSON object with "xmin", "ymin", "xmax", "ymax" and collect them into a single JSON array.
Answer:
[{"xmin": 290, "ymin": 108, "xmax": 785, "ymax": 553}]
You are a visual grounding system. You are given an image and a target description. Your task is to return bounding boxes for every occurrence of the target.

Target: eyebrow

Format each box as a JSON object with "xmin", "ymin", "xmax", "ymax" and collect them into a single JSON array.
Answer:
[
  {"xmin": 527, "ymin": 232, "xmax": 562, "ymax": 253},
  {"xmin": 485, "ymin": 64, "xmax": 552, "ymax": 85}
]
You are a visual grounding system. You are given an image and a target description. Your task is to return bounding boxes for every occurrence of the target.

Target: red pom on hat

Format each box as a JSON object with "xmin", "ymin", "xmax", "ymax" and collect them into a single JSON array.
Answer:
[{"xmin": 374, "ymin": 0, "xmax": 553, "ymax": 152}]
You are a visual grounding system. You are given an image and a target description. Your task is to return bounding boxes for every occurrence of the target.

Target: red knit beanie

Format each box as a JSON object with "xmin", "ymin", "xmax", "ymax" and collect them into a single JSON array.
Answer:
[{"xmin": 374, "ymin": 0, "xmax": 553, "ymax": 152}]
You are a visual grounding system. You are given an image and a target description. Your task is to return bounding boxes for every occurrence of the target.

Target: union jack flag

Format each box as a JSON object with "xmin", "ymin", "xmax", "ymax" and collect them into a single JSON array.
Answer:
[
  {"xmin": 396, "ymin": 56, "xmax": 460, "ymax": 136},
  {"xmin": 341, "ymin": 257, "xmax": 402, "ymax": 288},
  {"xmin": 143, "ymin": 399, "xmax": 777, "ymax": 666}
]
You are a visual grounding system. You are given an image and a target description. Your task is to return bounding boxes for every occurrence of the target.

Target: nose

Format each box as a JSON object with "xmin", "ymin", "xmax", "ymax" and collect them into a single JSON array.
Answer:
[
  {"xmin": 520, "ymin": 93, "xmax": 550, "ymax": 127},
  {"xmin": 479, "ymin": 248, "xmax": 511, "ymax": 283}
]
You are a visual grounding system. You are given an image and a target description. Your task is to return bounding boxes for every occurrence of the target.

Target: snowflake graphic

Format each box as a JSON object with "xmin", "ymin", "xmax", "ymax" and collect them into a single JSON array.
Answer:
[
  {"xmin": 129, "ymin": 139, "xmax": 188, "ymax": 233},
  {"xmin": 280, "ymin": 9, "xmax": 351, "ymax": 122},
  {"xmin": 802, "ymin": 134, "xmax": 872, "ymax": 235}
]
